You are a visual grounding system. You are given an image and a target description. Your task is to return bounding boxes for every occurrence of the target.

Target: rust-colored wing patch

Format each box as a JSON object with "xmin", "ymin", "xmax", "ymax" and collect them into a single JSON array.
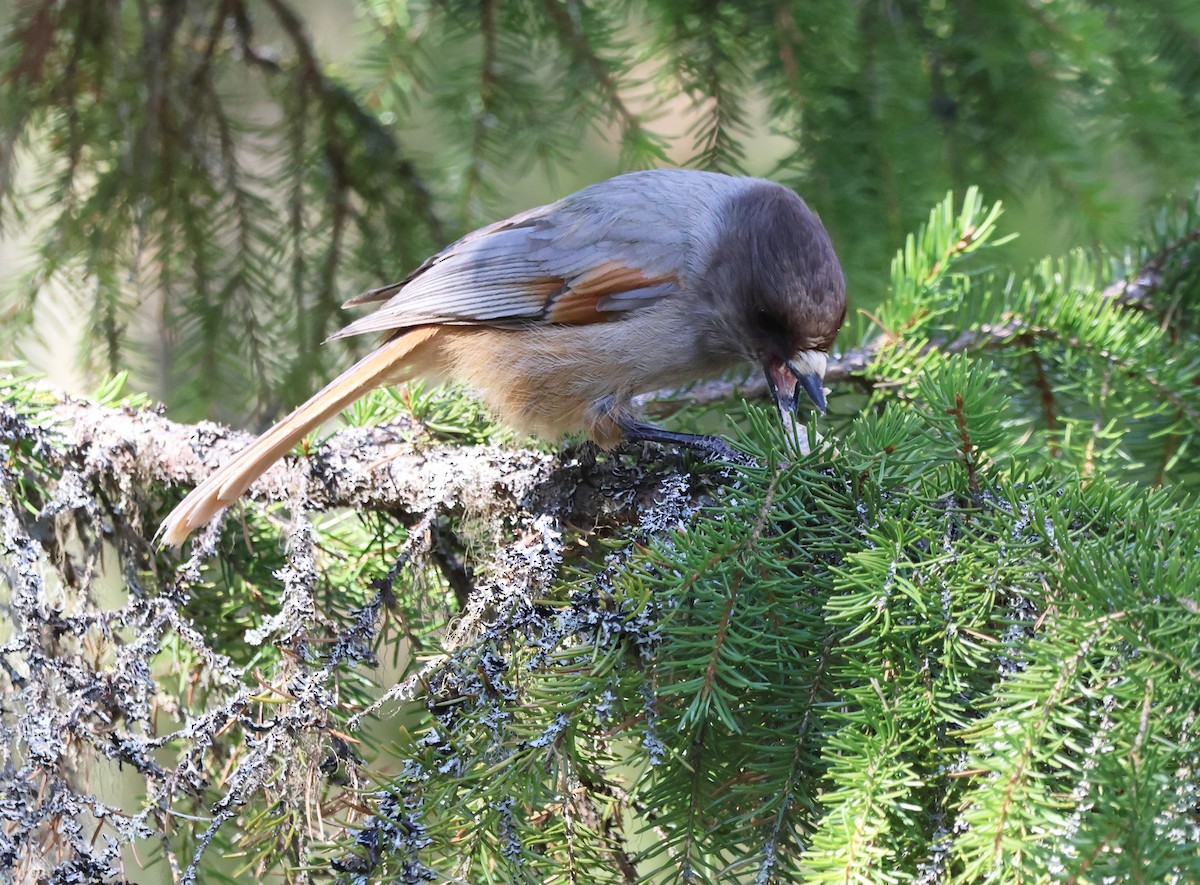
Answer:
[
  {"xmin": 524, "ymin": 276, "xmax": 569, "ymax": 303},
  {"xmin": 546, "ymin": 287, "xmax": 610, "ymax": 324},
  {"xmin": 545, "ymin": 262, "xmax": 677, "ymax": 324},
  {"xmin": 568, "ymin": 261, "xmax": 672, "ymax": 298}
]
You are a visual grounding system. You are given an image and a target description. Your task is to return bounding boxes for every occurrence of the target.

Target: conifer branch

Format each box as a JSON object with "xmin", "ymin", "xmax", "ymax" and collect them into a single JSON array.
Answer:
[
  {"xmin": 1027, "ymin": 347, "xmax": 1059, "ymax": 454},
  {"xmin": 538, "ymin": 0, "xmax": 647, "ymax": 145}
]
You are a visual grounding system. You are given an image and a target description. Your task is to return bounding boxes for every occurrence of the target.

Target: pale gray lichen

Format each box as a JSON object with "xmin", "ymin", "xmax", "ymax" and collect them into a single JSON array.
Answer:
[{"xmin": 2, "ymin": 392, "xmax": 723, "ymax": 882}]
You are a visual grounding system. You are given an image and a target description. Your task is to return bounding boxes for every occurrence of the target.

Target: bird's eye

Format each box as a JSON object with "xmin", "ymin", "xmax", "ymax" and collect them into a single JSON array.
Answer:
[{"xmin": 755, "ymin": 309, "xmax": 781, "ymax": 331}]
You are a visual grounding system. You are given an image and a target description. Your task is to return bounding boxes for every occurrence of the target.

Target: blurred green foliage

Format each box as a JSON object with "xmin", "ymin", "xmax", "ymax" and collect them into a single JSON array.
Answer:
[{"xmin": 2, "ymin": 0, "xmax": 1199, "ymax": 423}]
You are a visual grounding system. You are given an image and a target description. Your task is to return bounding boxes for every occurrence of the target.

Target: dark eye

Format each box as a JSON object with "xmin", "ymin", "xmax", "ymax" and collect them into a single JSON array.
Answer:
[{"xmin": 755, "ymin": 309, "xmax": 782, "ymax": 332}]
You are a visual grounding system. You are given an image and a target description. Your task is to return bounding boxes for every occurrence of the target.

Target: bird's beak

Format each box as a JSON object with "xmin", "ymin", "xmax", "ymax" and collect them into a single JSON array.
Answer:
[
  {"xmin": 763, "ymin": 351, "xmax": 828, "ymax": 417},
  {"xmin": 795, "ymin": 371, "xmax": 827, "ymax": 414}
]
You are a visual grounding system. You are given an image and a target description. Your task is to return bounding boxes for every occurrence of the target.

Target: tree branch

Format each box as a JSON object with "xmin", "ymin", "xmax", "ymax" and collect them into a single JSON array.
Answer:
[
  {"xmin": 632, "ymin": 324, "xmax": 1006, "ymax": 415},
  {"xmin": 43, "ymin": 393, "xmax": 722, "ymax": 547}
]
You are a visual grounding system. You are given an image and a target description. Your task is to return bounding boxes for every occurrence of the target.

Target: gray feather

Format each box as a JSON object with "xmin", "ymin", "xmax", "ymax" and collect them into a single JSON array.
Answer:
[{"xmin": 333, "ymin": 169, "xmax": 762, "ymax": 339}]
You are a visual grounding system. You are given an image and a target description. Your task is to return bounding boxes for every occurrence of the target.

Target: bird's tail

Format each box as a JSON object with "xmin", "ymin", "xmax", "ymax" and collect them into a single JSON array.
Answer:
[{"xmin": 158, "ymin": 329, "xmax": 436, "ymax": 546}]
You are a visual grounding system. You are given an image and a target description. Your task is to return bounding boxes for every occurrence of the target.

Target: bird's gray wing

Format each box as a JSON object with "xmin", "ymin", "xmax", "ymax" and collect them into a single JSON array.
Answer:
[{"xmin": 329, "ymin": 170, "xmax": 748, "ymax": 340}]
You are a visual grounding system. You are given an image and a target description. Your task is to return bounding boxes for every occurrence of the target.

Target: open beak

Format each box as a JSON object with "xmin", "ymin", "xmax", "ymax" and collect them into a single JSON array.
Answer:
[{"xmin": 764, "ymin": 352, "xmax": 828, "ymax": 418}]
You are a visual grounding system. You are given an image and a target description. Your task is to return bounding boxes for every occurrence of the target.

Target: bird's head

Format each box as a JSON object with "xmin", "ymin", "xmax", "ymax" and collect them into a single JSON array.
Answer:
[{"xmin": 702, "ymin": 181, "xmax": 847, "ymax": 422}]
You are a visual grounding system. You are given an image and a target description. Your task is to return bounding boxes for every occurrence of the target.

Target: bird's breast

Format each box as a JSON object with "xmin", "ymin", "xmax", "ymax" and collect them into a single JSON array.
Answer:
[{"xmin": 425, "ymin": 303, "xmax": 744, "ymax": 439}]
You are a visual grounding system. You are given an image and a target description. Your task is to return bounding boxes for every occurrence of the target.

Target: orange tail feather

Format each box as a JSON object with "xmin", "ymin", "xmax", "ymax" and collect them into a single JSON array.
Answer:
[{"xmin": 158, "ymin": 330, "xmax": 435, "ymax": 546}]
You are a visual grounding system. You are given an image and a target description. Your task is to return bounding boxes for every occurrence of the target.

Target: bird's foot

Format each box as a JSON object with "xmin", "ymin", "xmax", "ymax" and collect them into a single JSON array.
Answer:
[{"xmin": 618, "ymin": 420, "xmax": 758, "ymax": 467}]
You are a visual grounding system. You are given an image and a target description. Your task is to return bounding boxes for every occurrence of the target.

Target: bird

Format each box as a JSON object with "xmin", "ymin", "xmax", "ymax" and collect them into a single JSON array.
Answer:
[{"xmin": 158, "ymin": 169, "xmax": 847, "ymax": 545}]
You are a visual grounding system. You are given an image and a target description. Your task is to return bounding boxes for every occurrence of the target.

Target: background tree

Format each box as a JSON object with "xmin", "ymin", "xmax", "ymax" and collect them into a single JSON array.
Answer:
[
  {"xmin": 4, "ymin": 0, "xmax": 1200, "ymax": 417},
  {"xmin": 1, "ymin": 2, "xmax": 1200, "ymax": 883}
]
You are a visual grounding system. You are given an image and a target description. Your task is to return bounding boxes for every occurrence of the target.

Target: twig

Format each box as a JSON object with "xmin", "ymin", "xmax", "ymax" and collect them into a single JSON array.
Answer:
[{"xmin": 538, "ymin": 0, "xmax": 648, "ymax": 143}]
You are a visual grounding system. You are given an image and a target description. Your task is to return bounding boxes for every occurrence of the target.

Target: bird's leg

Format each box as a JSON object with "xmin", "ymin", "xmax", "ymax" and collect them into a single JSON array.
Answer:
[{"xmin": 617, "ymin": 418, "xmax": 757, "ymax": 466}]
